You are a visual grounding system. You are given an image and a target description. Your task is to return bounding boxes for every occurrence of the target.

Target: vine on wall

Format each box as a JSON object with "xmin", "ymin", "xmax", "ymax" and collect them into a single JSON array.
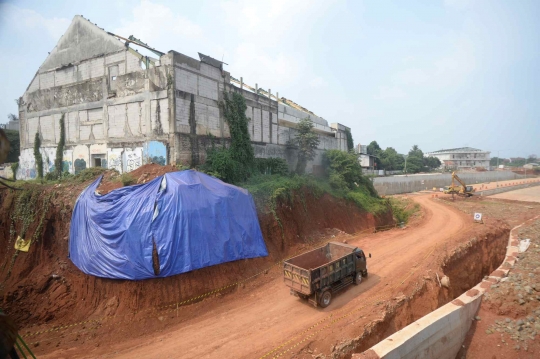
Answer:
[
  {"xmin": 54, "ymin": 114, "xmax": 66, "ymax": 179},
  {"xmin": 33, "ymin": 132, "xmax": 43, "ymax": 180}
]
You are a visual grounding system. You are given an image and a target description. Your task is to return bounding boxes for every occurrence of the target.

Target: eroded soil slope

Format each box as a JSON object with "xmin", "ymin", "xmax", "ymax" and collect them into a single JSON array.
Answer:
[{"xmin": 0, "ymin": 166, "xmax": 393, "ymax": 336}]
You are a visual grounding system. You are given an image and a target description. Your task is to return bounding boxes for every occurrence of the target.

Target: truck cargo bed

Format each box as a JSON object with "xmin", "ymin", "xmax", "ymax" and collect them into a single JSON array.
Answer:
[{"xmin": 286, "ymin": 242, "xmax": 358, "ymax": 270}]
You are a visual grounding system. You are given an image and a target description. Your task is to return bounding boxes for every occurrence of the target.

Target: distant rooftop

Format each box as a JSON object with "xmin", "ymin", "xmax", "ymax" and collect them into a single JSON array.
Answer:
[{"xmin": 427, "ymin": 147, "xmax": 489, "ymax": 154}]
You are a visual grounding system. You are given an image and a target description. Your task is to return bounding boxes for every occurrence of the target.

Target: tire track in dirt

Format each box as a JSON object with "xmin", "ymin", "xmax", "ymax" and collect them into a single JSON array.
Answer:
[{"xmin": 42, "ymin": 193, "xmax": 473, "ymax": 359}]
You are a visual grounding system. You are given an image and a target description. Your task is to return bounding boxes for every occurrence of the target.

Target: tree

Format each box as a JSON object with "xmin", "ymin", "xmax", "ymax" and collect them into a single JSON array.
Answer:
[
  {"xmin": 366, "ymin": 141, "xmax": 383, "ymax": 169},
  {"xmin": 527, "ymin": 154, "xmax": 538, "ymax": 164},
  {"xmin": 34, "ymin": 132, "xmax": 43, "ymax": 179},
  {"xmin": 424, "ymin": 156, "xmax": 441, "ymax": 170},
  {"xmin": 366, "ymin": 141, "xmax": 381, "ymax": 156},
  {"xmin": 345, "ymin": 129, "xmax": 354, "ymax": 152},
  {"xmin": 380, "ymin": 147, "xmax": 404, "ymax": 171},
  {"xmin": 406, "ymin": 145, "xmax": 425, "ymax": 173},
  {"xmin": 7, "ymin": 113, "xmax": 18, "ymax": 122},
  {"xmin": 290, "ymin": 118, "xmax": 320, "ymax": 175},
  {"xmin": 3, "ymin": 129, "xmax": 19, "ymax": 163},
  {"xmin": 324, "ymin": 150, "xmax": 362, "ymax": 190},
  {"xmin": 490, "ymin": 157, "xmax": 505, "ymax": 167},
  {"xmin": 54, "ymin": 114, "xmax": 65, "ymax": 178}
]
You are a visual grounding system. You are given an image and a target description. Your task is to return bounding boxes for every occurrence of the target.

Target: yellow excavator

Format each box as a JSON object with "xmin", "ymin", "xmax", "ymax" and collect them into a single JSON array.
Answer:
[{"xmin": 443, "ymin": 172, "xmax": 475, "ymax": 197}]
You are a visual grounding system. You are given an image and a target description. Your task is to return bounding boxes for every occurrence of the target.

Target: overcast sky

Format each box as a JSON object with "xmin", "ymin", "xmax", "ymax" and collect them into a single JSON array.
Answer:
[{"xmin": 0, "ymin": 0, "xmax": 538, "ymax": 158}]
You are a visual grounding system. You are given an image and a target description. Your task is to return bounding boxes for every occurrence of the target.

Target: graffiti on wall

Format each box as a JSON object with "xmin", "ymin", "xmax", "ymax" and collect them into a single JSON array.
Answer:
[
  {"xmin": 17, "ymin": 149, "xmax": 36, "ymax": 180},
  {"xmin": 16, "ymin": 142, "xmax": 159, "ymax": 180},
  {"xmin": 73, "ymin": 145, "xmax": 89, "ymax": 174},
  {"xmin": 107, "ymin": 149, "xmax": 123, "ymax": 173},
  {"xmin": 143, "ymin": 141, "xmax": 167, "ymax": 166},
  {"xmin": 123, "ymin": 147, "xmax": 143, "ymax": 173},
  {"xmin": 63, "ymin": 150, "xmax": 73, "ymax": 173},
  {"xmin": 74, "ymin": 159, "xmax": 87, "ymax": 174},
  {"xmin": 42, "ymin": 148, "xmax": 56, "ymax": 173}
]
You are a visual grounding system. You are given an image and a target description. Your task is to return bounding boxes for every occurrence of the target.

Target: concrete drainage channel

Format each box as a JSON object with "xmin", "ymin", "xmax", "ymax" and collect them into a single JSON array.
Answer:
[{"xmin": 348, "ymin": 217, "xmax": 539, "ymax": 359}]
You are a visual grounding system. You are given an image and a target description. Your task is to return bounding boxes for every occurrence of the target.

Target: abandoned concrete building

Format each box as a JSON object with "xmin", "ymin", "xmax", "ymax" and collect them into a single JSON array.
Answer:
[{"xmin": 17, "ymin": 15, "xmax": 351, "ymax": 179}]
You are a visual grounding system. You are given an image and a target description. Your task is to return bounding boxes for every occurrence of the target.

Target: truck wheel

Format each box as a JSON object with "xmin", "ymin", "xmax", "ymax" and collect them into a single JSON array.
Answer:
[
  {"xmin": 354, "ymin": 272, "xmax": 363, "ymax": 284},
  {"xmin": 319, "ymin": 291, "xmax": 332, "ymax": 308}
]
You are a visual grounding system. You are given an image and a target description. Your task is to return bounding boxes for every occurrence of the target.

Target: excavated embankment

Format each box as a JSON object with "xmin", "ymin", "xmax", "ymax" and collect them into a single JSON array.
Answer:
[
  {"xmin": 0, "ymin": 179, "xmax": 393, "ymax": 331},
  {"xmin": 333, "ymin": 223, "xmax": 510, "ymax": 358}
]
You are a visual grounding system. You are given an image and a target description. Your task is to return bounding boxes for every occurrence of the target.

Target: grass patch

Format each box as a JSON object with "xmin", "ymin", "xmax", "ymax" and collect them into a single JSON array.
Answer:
[
  {"xmin": 120, "ymin": 173, "xmax": 135, "ymax": 186},
  {"xmin": 389, "ymin": 197, "xmax": 420, "ymax": 224},
  {"xmin": 241, "ymin": 174, "xmax": 388, "ymax": 215}
]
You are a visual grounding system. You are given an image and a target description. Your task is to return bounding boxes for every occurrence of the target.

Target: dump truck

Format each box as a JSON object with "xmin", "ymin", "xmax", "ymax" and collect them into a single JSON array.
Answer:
[{"xmin": 283, "ymin": 242, "xmax": 369, "ymax": 308}]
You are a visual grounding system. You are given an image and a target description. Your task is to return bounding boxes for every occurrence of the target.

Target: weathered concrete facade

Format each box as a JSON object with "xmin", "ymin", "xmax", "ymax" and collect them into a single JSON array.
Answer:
[{"xmin": 18, "ymin": 15, "xmax": 349, "ymax": 179}]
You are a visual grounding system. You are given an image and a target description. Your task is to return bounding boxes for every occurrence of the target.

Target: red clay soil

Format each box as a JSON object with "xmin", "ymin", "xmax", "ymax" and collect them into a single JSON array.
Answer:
[
  {"xmin": 0, "ymin": 169, "xmax": 393, "ymax": 357},
  {"xmin": 27, "ymin": 193, "xmax": 490, "ymax": 359},
  {"xmin": 457, "ymin": 218, "xmax": 540, "ymax": 359},
  {"xmin": 6, "ymin": 177, "xmax": 538, "ymax": 359},
  {"xmin": 96, "ymin": 164, "xmax": 178, "ymax": 194}
]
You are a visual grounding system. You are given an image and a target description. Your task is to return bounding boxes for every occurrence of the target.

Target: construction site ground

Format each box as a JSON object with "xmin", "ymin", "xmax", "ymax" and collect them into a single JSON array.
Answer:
[
  {"xmin": 490, "ymin": 186, "xmax": 540, "ymax": 203},
  {"xmin": 450, "ymin": 187, "xmax": 540, "ymax": 359},
  {"xmin": 27, "ymin": 178, "xmax": 539, "ymax": 359}
]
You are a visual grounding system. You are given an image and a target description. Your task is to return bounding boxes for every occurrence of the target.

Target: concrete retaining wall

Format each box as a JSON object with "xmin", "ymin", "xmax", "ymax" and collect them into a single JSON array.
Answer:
[
  {"xmin": 478, "ymin": 182, "xmax": 540, "ymax": 197},
  {"xmin": 374, "ymin": 172, "xmax": 528, "ymax": 196},
  {"xmin": 353, "ymin": 215, "xmax": 540, "ymax": 359}
]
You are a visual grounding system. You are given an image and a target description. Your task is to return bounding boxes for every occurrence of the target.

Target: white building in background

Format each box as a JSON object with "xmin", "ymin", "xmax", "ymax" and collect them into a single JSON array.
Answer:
[{"xmin": 426, "ymin": 147, "xmax": 491, "ymax": 170}]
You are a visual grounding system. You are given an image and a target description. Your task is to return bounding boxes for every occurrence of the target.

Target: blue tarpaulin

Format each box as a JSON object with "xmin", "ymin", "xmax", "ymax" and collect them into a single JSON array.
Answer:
[{"xmin": 69, "ymin": 170, "xmax": 268, "ymax": 280}]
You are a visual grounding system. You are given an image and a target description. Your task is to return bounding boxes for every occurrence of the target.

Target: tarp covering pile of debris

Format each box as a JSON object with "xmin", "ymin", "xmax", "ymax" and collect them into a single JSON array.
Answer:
[{"xmin": 69, "ymin": 170, "xmax": 268, "ymax": 280}]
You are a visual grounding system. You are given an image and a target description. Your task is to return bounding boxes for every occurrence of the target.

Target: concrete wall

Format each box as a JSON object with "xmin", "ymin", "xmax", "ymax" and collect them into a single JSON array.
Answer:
[
  {"xmin": 354, "ymin": 216, "xmax": 539, "ymax": 359},
  {"xmin": 18, "ymin": 15, "xmax": 351, "ymax": 179},
  {"xmin": 374, "ymin": 171, "xmax": 527, "ymax": 196},
  {"xmin": 170, "ymin": 50, "xmax": 348, "ymax": 171},
  {"xmin": 478, "ymin": 181, "xmax": 540, "ymax": 197},
  {"xmin": 18, "ymin": 16, "xmax": 173, "ymax": 180}
]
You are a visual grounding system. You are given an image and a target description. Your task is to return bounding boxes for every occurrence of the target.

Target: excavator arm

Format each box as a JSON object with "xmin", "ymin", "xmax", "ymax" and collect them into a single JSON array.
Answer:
[{"xmin": 451, "ymin": 172, "xmax": 467, "ymax": 192}]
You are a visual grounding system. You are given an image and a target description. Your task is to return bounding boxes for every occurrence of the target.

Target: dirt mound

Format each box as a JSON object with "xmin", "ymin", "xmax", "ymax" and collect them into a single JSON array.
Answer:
[
  {"xmin": 0, "ymin": 176, "xmax": 393, "ymax": 342},
  {"xmin": 97, "ymin": 164, "xmax": 178, "ymax": 194}
]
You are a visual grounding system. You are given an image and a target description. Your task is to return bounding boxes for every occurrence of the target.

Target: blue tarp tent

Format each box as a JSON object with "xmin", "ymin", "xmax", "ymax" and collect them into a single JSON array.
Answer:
[{"xmin": 69, "ymin": 170, "xmax": 268, "ymax": 280}]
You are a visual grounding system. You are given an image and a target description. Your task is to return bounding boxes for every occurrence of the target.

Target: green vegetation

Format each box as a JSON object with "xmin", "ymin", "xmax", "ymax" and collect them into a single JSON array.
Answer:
[
  {"xmin": 389, "ymin": 197, "xmax": 420, "ymax": 224},
  {"xmin": 4, "ymin": 129, "xmax": 20, "ymax": 163},
  {"xmin": 243, "ymin": 149, "xmax": 386, "ymax": 217},
  {"xmin": 288, "ymin": 118, "xmax": 320, "ymax": 175},
  {"xmin": 54, "ymin": 114, "xmax": 65, "ymax": 179},
  {"xmin": 204, "ymin": 92, "xmax": 255, "ymax": 183},
  {"xmin": 345, "ymin": 129, "xmax": 354, "ymax": 152},
  {"xmin": 10, "ymin": 162, "xmax": 18, "ymax": 180},
  {"xmin": 366, "ymin": 141, "xmax": 441, "ymax": 173},
  {"xmin": 203, "ymin": 93, "xmax": 385, "ymax": 217},
  {"xmin": 2, "ymin": 186, "xmax": 53, "ymax": 279},
  {"xmin": 254, "ymin": 157, "xmax": 289, "ymax": 176},
  {"xmin": 490, "ymin": 154, "xmax": 538, "ymax": 167},
  {"xmin": 120, "ymin": 173, "xmax": 135, "ymax": 186},
  {"xmin": 33, "ymin": 132, "xmax": 43, "ymax": 180}
]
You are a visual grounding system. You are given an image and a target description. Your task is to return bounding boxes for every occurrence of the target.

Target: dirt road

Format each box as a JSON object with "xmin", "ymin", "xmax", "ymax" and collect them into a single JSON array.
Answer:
[{"xmin": 42, "ymin": 193, "xmax": 473, "ymax": 359}]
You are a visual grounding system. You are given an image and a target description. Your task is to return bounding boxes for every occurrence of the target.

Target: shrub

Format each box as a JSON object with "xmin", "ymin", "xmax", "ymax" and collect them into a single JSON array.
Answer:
[
  {"xmin": 120, "ymin": 173, "xmax": 135, "ymax": 186},
  {"xmin": 10, "ymin": 162, "xmax": 18, "ymax": 180},
  {"xmin": 254, "ymin": 157, "xmax": 289, "ymax": 176},
  {"xmin": 73, "ymin": 167, "xmax": 107, "ymax": 183}
]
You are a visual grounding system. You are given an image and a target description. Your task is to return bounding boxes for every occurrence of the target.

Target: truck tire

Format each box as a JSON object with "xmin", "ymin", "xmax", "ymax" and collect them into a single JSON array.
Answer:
[
  {"xmin": 354, "ymin": 272, "xmax": 363, "ymax": 284},
  {"xmin": 319, "ymin": 291, "xmax": 332, "ymax": 308}
]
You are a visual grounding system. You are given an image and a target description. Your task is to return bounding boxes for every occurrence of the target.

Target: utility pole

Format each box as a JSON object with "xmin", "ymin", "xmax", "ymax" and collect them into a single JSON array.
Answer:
[
  {"xmin": 496, "ymin": 150, "xmax": 500, "ymax": 188},
  {"xmin": 403, "ymin": 155, "xmax": 408, "ymax": 176}
]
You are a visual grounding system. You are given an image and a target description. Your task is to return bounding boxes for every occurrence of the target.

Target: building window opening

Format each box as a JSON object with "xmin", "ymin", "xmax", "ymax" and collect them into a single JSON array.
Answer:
[{"xmin": 92, "ymin": 154, "xmax": 107, "ymax": 168}]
